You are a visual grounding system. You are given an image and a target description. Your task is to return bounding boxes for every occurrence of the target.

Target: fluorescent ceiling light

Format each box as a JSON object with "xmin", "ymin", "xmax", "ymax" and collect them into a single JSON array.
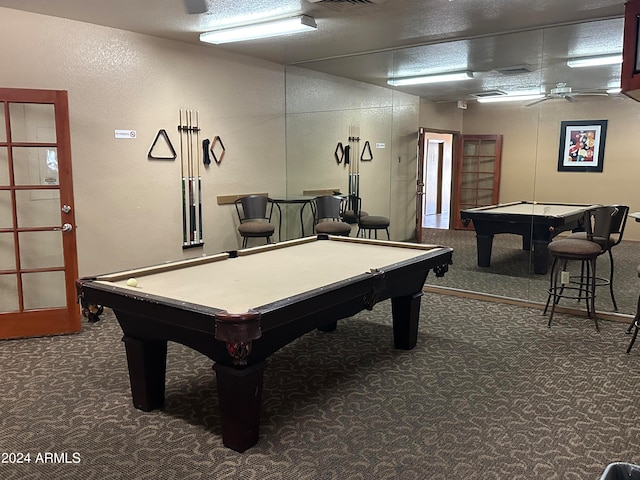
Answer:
[
  {"xmin": 477, "ymin": 94, "xmax": 544, "ymax": 103},
  {"xmin": 200, "ymin": 15, "xmax": 316, "ymax": 44},
  {"xmin": 566, "ymin": 54, "xmax": 622, "ymax": 68},
  {"xmin": 387, "ymin": 71, "xmax": 473, "ymax": 86}
]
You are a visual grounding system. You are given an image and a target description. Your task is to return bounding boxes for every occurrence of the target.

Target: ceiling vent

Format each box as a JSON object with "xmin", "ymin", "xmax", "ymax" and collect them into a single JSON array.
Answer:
[
  {"xmin": 470, "ymin": 90, "xmax": 507, "ymax": 98},
  {"xmin": 495, "ymin": 64, "xmax": 535, "ymax": 75},
  {"xmin": 307, "ymin": 0, "xmax": 386, "ymax": 11}
]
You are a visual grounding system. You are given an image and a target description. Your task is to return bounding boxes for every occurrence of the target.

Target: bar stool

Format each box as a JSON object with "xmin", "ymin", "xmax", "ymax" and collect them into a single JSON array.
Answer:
[
  {"xmin": 625, "ymin": 264, "xmax": 640, "ymax": 354},
  {"xmin": 544, "ymin": 238, "xmax": 601, "ymax": 330},
  {"xmin": 566, "ymin": 205, "xmax": 629, "ymax": 311},
  {"xmin": 312, "ymin": 195, "xmax": 352, "ymax": 236},
  {"xmin": 357, "ymin": 215, "xmax": 390, "ymax": 239},
  {"xmin": 543, "ymin": 206, "xmax": 617, "ymax": 331}
]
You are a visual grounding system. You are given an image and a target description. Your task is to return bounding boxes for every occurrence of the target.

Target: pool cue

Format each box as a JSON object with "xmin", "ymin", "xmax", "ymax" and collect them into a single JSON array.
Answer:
[
  {"xmin": 179, "ymin": 109, "xmax": 187, "ymax": 246},
  {"xmin": 196, "ymin": 110, "xmax": 203, "ymax": 244}
]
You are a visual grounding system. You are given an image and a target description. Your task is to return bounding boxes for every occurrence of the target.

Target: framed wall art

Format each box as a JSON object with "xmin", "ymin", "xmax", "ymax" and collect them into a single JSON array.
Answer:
[{"xmin": 557, "ymin": 119, "xmax": 608, "ymax": 172}]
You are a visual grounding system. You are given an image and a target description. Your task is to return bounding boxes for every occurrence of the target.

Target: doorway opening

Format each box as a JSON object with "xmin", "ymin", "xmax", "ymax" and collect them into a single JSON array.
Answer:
[{"xmin": 421, "ymin": 132, "xmax": 453, "ymax": 229}]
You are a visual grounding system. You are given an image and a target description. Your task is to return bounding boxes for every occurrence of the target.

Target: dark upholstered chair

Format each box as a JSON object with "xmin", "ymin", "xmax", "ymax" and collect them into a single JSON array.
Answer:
[
  {"xmin": 234, "ymin": 195, "xmax": 280, "ymax": 248},
  {"xmin": 312, "ymin": 195, "xmax": 351, "ymax": 236},
  {"xmin": 544, "ymin": 206, "xmax": 619, "ymax": 331},
  {"xmin": 626, "ymin": 264, "xmax": 640, "ymax": 354},
  {"xmin": 566, "ymin": 205, "xmax": 629, "ymax": 311}
]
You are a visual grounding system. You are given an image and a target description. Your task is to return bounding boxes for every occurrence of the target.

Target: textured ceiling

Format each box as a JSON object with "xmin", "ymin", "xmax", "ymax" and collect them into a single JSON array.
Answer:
[{"xmin": 0, "ymin": 0, "xmax": 628, "ymax": 102}]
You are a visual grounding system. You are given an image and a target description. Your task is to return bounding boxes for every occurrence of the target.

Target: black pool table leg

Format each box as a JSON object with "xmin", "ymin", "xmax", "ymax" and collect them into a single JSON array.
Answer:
[
  {"xmin": 391, "ymin": 291, "xmax": 423, "ymax": 350},
  {"xmin": 213, "ymin": 361, "xmax": 266, "ymax": 452},
  {"xmin": 475, "ymin": 234, "xmax": 494, "ymax": 267},
  {"xmin": 121, "ymin": 336, "xmax": 168, "ymax": 412},
  {"xmin": 532, "ymin": 240, "xmax": 550, "ymax": 275}
]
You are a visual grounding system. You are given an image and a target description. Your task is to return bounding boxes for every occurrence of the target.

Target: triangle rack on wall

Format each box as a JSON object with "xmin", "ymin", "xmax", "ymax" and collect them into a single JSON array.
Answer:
[
  {"xmin": 361, "ymin": 140, "xmax": 373, "ymax": 161},
  {"xmin": 148, "ymin": 129, "xmax": 177, "ymax": 160}
]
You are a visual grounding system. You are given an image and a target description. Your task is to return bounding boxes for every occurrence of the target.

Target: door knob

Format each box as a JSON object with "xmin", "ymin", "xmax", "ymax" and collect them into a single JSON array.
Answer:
[{"xmin": 54, "ymin": 223, "xmax": 73, "ymax": 232}]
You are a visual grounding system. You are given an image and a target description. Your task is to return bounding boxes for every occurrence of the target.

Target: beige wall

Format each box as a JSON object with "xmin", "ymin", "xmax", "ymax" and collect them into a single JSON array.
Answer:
[
  {"xmin": 1, "ymin": 8, "xmax": 288, "ymax": 275},
  {"xmin": 2, "ymin": 8, "xmax": 423, "ymax": 278},
  {"xmin": 420, "ymin": 96, "xmax": 640, "ymax": 241}
]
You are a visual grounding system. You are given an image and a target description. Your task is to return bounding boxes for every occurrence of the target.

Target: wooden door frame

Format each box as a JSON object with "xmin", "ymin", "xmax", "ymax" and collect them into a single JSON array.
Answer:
[
  {"xmin": 0, "ymin": 88, "xmax": 80, "ymax": 338},
  {"xmin": 416, "ymin": 128, "xmax": 460, "ymax": 243}
]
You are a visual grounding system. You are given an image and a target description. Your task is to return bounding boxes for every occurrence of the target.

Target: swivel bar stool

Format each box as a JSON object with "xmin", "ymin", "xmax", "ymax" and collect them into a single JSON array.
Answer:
[{"xmin": 544, "ymin": 206, "xmax": 617, "ymax": 331}]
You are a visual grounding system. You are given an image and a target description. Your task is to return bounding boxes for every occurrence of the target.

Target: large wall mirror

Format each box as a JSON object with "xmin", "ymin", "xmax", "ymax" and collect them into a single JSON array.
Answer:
[{"xmin": 285, "ymin": 17, "xmax": 638, "ymax": 317}]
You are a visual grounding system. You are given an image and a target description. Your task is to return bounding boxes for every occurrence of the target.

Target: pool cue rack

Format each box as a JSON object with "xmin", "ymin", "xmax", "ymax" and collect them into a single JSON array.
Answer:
[
  {"xmin": 348, "ymin": 125, "xmax": 360, "ymax": 199},
  {"xmin": 178, "ymin": 109, "xmax": 204, "ymax": 249}
]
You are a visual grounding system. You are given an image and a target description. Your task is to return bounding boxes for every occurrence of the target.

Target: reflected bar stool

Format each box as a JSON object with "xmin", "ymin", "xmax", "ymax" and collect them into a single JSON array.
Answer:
[
  {"xmin": 544, "ymin": 238, "xmax": 602, "ymax": 331},
  {"xmin": 357, "ymin": 215, "xmax": 390, "ymax": 239},
  {"xmin": 341, "ymin": 194, "xmax": 369, "ymax": 225},
  {"xmin": 625, "ymin": 264, "xmax": 640, "ymax": 354},
  {"xmin": 566, "ymin": 205, "xmax": 629, "ymax": 311},
  {"xmin": 544, "ymin": 205, "xmax": 618, "ymax": 331},
  {"xmin": 313, "ymin": 195, "xmax": 351, "ymax": 236}
]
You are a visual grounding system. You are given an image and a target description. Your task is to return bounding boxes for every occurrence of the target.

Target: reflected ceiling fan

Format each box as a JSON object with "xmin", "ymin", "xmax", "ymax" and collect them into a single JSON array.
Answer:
[
  {"xmin": 184, "ymin": 0, "xmax": 208, "ymax": 14},
  {"xmin": 526, "ymin": 82, "xmax": 608, "ymax": 106}
]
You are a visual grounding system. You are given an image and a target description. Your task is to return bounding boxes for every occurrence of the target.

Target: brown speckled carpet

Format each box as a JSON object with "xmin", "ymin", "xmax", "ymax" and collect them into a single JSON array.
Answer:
[{"xmin": 1, "ymin": 291, "xmax": 639, "ymax": 479}]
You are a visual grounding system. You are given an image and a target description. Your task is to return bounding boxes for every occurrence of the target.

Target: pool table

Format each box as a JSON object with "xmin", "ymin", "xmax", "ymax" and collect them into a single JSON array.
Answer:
[
  {"xmin": 460, "ymin": 201, "xmax": 598, "ymax": 275},
  {"xmin": 76, "ymin": 235, "xmax": 453, "ymax": 452}
]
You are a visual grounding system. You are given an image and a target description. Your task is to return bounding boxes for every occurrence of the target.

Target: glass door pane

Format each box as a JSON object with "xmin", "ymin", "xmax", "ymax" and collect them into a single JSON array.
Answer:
[{"xmin": 9, "ymin": 103, "xmax": 56, "ymax": 143}]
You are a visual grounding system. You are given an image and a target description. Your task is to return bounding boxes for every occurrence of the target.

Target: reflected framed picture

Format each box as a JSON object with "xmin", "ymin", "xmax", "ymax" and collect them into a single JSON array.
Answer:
[{"xmin": 557, "ymin": 119, "xmax": 608, "ymax": 172}]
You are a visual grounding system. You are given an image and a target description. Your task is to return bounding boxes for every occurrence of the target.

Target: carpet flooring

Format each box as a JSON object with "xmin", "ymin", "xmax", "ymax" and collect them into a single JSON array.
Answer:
[{"xmin": 2, "ymin": 293, "xmax": 640, "ymax": 479}]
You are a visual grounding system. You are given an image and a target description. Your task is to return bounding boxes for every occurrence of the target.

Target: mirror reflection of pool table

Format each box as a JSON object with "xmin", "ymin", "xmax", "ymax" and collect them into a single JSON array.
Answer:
[
  {"xmin": 460, "ymin": 201, "xmax": 599, "ymax": 275},
  {"xmin": 76, "ymin": 234, "xmax": 453, "ymax": 452}
]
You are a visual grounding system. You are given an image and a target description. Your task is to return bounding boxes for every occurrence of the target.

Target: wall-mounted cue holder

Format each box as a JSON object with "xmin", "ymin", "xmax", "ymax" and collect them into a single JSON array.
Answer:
[
  {"xmin": 178, "ymin": 109, "xmax": 204, "ymax": 249},
  {"xmin": 147, "ymin": 129, "xmax": 177, "ymax": 160}
]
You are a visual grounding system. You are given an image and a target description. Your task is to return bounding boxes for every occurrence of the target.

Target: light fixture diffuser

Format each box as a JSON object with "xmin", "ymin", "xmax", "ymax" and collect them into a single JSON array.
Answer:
[
  {"xmin": 200, "ymin": 15, "xmax": 317, "ymax": 44},
  {"xmin": 477, "ymin": 94, "xmax": 544, "ymax": 103},
  {"xmin": 566, "ymin": 54, "xmax": 622, "ymax": 68},
  {"xmin": 387, "ymin": 71, "xmax": 473, "ymax": 86}
]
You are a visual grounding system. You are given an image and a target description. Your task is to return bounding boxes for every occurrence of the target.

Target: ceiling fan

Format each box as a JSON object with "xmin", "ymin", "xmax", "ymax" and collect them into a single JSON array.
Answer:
[{"xmin": 526, "ymin": 83, "xmax": 608, "ymax": 106}]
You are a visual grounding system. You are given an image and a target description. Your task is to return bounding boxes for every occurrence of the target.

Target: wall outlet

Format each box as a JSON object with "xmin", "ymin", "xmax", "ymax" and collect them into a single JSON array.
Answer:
[{"xmin": 561, "ymin": 271, "xmax": 571, "ymax": 285}]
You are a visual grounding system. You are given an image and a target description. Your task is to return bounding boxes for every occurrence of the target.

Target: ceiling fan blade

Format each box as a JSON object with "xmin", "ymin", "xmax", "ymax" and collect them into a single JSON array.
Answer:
[
  {"xmin": 565, "ymin": 95, "xmax": 577, "ymax": 102},
  {"xmin": 526, "ymin": 97, "xmax": 549, "ymax": 107},
  {"xmin": 184, "ymin": 0, "xmax": 207, "ymax": 14}
]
